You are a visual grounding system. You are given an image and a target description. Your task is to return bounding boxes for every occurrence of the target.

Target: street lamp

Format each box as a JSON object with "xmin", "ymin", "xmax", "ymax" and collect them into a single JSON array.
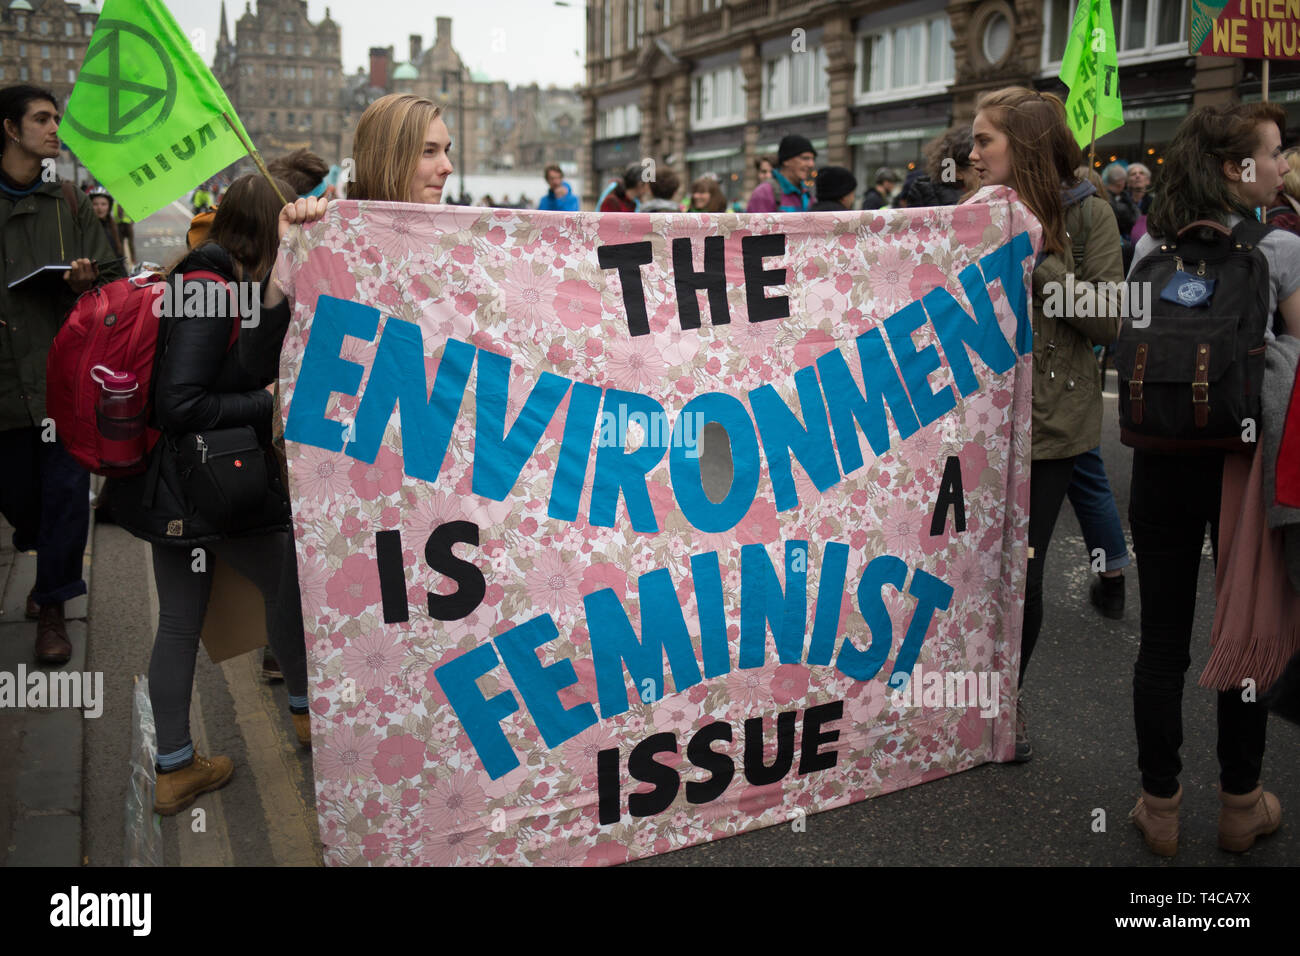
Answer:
[{"xmin": 440, "ymin": 69, "xmax": 465, "ymax": 203}]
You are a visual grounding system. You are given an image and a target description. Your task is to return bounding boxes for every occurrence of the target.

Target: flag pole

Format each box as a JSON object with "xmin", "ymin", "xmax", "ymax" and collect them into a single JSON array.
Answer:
[
  {"xmin": 222, "ymin": 111, "xmax": 289, "ymax": 206},
  {"xmin": 1088, "ymin": 20, "xmax": 1104, "ymax": 171},
  {"xmin": 1089, "ymin": 110, "xmax": 1099, "ymax": 170}
]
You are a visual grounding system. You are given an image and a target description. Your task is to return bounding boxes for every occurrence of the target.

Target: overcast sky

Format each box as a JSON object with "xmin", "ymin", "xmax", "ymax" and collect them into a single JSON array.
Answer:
[{"xmin": 164, "ymin": 0, "xmax": 587, "ymax": 88}]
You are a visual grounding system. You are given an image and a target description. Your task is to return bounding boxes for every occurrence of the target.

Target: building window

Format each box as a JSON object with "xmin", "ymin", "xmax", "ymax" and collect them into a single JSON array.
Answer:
[
  {"xmin": 1042, "ymin": 0, "xmax": 1185, "ymax": 66},
  {"xmin": 268, "ymin": 41, "xmax": 276, "ymax": 54},
  {"xmin": 67, "ymin": 68, "xmax": 75, "ymax": 83},
  {"xmin": 305, "ymin": 113, "xmax": 312, "ymax": 129},
  {"xmin": 38, "ymin": 20, "xmax": 49, "ymax": 35},
  {"xmin": 700, "ymin": 0, "xmax": 724, "ymax": 10},
  {"xmin": 20, "ymin": 67, "xmax": 28, "ymax": 81},
  {"xmin": 302, "ymin": 43, "xmax": 311, "ymax": 55},
  {"xmin": 19, "ymin": 43, "xmax": 27, "ymax": 57},
  {"xmin": 763, "ymin": 44, "xmax": 828, "ymax": 117},
  {"xmin": 303, "ymin": 88, "xmax": 312, "ymax": 105},
  {"xmin": 662, "ymin": 0, "xmax": 671, "ymax": 27},
  {"xmin": 327, "ymin": 67, "xmax": 335, "ymax": 78},
  {"xmin": 982, "ymin": 13, "xmax": 1011, "ymax": 64},
  {"xmin": 285, "ymin": 41, "xmax": 294, "ymax": 55},
  {"xmin": 286, "ymin": 66, "xmax": 295, "ymax": 78},
  {"xmin": 65, "ymin": 22, "xmax": 73, "ymax": 36},
  {"xmin": 0, "ymin": 68, "xmax": 5, "ymax": 80},
  {"xmin": 302, "ymin": 66, "xmax": 313, "ymax": 79},
  {"xmin": 84, "ymin": 21, "xmax": 93, "ymax": 36},
  {"xmin": 269, "ymin": 111, "xmax": 277, "ymax": 128},
  {"xmin": 66, "ymin": 46, "xmax": 74, "ymax": 59},
  {"xmin": 16, "ymin": 16, "xmax": 25, "ymax": 32},
  {"xmin": 42, "ymin": 67, "xmax": 51, "ymax": 82},
  {"xmin": 288, "ymin": 112, "xmax": 296, "ymax": 126},
  {"xmin": 284, "ymin": 18, "xmax": 294, "ymax": 32},
  {"xmin": 856, "ymin": 15, "xmax": 954, "ymax": 103},
  {"xmin": 602, "ymin": 0, "xmax": 613, "ymax": 57},
  {"xmin": 626, "ymin": 0, "xmax": 644, "ymax": 49},
  {"xmin": 42, "ymin": 45, "xmax": 51, "ymax": 59},
  {"xmin": 691, "ymin": 63, "xmax": 745, "ymax": 128},
  {"xmin": 596, "ymin": 102, "xmax": 640, "ymax": 138}
]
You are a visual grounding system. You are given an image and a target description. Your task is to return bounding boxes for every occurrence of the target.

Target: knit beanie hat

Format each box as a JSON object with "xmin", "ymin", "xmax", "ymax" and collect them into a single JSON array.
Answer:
[
  {"xmin": 815, "ymin": 166, "xmax": 857, "ymax": 202},
  {"xmin": 778, "ymin": 134, "xmax": 817, "ymax": 166}
]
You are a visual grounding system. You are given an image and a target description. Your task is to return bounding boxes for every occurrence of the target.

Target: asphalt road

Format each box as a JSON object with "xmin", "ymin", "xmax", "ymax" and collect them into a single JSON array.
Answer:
[{"xmin": 79, "ymin": 205, "xmax": 1299, "ymax": 865}]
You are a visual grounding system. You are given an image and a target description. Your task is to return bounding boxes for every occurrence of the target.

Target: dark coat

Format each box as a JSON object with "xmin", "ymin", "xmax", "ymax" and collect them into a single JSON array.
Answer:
[
  {"xmin": 107, "ymin": 244, "xmax": 289, "ymax": 546},
  {"xmin": 0, "ymin": 177, "xmax": 125, "ymax": 430},
  {"xmin": 1107, "ymin": 188, "xmax": 1139, "ymax": 240}
]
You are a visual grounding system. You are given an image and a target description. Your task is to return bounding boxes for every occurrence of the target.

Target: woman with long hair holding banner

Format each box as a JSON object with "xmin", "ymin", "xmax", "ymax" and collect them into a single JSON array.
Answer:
[
  {"xmin": 1124, "ymin": 102, "xmax": 1300, "ymax": 857},
  {"xmin": 967, "ymin": 87, "xmax": 1123, "ymax": 762},
  {"xmin": 254, "ymin": 92, "xmax": 454, "ymax": 339}
]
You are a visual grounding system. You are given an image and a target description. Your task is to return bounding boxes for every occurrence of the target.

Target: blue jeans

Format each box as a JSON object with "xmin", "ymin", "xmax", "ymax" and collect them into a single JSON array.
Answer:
[
  {"xmin": 1067, "ymin": 446, "xmax": 1130, "ymax": 573},
  {"xmin": 0, "ymin": 428, "xmax": 90, "ymax": 605}
]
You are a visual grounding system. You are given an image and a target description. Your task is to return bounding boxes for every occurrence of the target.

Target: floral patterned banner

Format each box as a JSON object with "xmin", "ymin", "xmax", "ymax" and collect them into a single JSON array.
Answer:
[{"xmin": 275, "ymin": 187, "xmax": 1040, "ymax": 866}]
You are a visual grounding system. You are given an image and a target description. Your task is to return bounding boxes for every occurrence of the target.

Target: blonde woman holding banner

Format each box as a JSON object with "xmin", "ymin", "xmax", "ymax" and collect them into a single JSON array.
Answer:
[{"xmin": 236, "ymin": 93, "xmax": 455, "ymax": 762}]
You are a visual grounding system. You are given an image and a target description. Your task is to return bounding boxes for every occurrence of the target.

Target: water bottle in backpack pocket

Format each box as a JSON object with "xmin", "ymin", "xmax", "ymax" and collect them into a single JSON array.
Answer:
[
  {"xmin": 1114, "ymin": 219, "xmax": 1273, "ymax": 453},
  {"xmin": 90, "ymin": 365, "xmax": 146, "ymax": 470}
]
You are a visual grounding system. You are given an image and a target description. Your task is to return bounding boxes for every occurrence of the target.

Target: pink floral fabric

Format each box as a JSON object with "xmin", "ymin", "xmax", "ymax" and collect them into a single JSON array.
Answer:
[{"xmin": 276, "ymin": 191, "xmax": 1039, "ymax": 866}]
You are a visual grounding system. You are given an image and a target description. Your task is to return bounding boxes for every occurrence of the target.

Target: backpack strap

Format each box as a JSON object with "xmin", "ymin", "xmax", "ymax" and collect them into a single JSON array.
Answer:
[
  {"xmin": 182, "ymin": 268, "xmax": 244, "ymax": 349},
  {"xmin": 1230, "ymin": 217, "xmax": 1275, "ymax": 248}
]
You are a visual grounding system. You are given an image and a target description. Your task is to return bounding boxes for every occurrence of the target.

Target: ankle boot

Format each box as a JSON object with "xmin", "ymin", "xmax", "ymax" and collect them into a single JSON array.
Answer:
[
  {"xmin": 1089, "ymin": 573, "xmax": 1125, "ymax": 619},
  {"xmin": 35, "ymin": 603, "xmax": 72, "ymax": 665},
  {"xmin": 1218, "ymin": 785, "xmax": 1282, "ymax": 852},
  {"xmin": 154, "ymin": 753, "xmax": 234, "ymax": 816},
  {"xmin": 1130, "ymin": 785, "xmax": 1181, "ymax": 857},
  {"xmin": 291, "ymin": 711, "xmax": 312, "ymax": 748}
]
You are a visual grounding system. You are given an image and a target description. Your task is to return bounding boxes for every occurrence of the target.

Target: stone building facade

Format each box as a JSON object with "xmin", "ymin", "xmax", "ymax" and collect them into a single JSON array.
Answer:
[
  {"xmin": 212, "ymin": 0, "xmax": 347, "ymax": 162},
  {"xmin": 0, "ymin": 0, "xmax": 98, "ymax": 101},
  {"xmin": 343, "ymin": 18, "xmax": 583, "ymax": 185},
  {"xmin": 584, "ymin": 0, "xmax": 1300, "ymax": 209}
]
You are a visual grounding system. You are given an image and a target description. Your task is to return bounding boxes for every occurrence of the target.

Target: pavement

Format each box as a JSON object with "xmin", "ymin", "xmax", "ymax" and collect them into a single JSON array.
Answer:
[{"xmin": 0, "ymin": 485, "xmax": 94, "ymax": 868}]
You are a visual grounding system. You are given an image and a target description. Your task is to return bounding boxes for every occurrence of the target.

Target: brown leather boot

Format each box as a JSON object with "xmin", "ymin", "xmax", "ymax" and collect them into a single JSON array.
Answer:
[
  {"xmin": 291, "ymin": 711, "xmax": 312, "ymax": 748},
  {"xmin": 154, "ymin": 754, "xmax": 234, "ymax": 816},
  {"xmin": 1130, "ymin": 785, "xmax": 1181, "ymax": 857},
  {"xmin": 34, "ymin": 603, "xmax": 72, "ymax": 665},
  {"xmin": 1218, "ymin": 785, "xmax": 1282, "ymax": 852},
  {"xmin": 25, "ymin": 592, "xmax": 38, "ymax": 620}
]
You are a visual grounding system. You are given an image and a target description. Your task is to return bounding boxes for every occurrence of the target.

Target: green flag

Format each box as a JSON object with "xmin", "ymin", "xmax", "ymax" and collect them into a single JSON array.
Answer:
[
  {"xmin": 1059, "ymin": 0, "xmax": 1124, "ymax": 151},
  {"xmin": 60, "ymin": 0, "xmax": 253, "ymax": 221}
]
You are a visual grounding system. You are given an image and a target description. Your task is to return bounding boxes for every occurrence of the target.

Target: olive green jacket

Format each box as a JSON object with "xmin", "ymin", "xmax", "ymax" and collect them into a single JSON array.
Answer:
[
  {"xmin": 1029, "ymin": 188, "xmax": 1125, "ymax": 460},
  {"xmin": 0, "ymin": 178, "xmax": 125, "ymax": 431}
]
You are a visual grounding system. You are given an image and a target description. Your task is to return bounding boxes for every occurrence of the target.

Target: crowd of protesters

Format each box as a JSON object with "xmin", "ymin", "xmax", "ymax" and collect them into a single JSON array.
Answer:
[{"xmin": 3, "ymin": 76, "xmax": 1299, "ymax": 859}]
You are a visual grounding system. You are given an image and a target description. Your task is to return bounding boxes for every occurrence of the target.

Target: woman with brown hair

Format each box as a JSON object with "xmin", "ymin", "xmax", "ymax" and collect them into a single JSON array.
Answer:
[
  {"xmin": 686, "ymin": 175, "xmax": 728, "ymax": 213},
  {"xmin": 967, "ymin": 87, "xmax": 1123, "ymax": 761},
  {"xmin": 108, "ymin": 174, "xmax": 315, "ymax": 815},
  {"xmin": 1125, "ymin": 102, "xmax": 1300, "ymax": 857}
]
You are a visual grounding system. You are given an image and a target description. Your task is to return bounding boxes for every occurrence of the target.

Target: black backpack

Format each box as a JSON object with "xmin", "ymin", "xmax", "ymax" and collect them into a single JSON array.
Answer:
[{"xmin": 1115, "ymin": 218, "xmax": 1273, "ymax": 453}]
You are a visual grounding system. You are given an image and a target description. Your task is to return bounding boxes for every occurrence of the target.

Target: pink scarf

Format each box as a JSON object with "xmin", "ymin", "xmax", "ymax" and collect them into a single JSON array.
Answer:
[{"xmin": 1201, "ymin": 447, "xmax": 1300, "ymax": 693}]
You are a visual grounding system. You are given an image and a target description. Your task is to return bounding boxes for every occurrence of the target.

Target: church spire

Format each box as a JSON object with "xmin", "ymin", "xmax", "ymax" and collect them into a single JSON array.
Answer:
[{"xmin": 219, "ymin": 0, "xmax": 230, "ymax": 45}]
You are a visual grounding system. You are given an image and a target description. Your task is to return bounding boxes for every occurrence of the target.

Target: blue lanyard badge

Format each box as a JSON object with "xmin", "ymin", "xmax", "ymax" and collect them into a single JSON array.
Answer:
[{"xmin": 1159, "ymin": 270, "xmax": 1215, "ymax": 307}]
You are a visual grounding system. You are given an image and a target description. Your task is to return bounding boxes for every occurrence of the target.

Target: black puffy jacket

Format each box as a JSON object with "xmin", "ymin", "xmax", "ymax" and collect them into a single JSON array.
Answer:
[{"xmin": 107, "ymin": 244, "xmax": 290, "ymax": 546}]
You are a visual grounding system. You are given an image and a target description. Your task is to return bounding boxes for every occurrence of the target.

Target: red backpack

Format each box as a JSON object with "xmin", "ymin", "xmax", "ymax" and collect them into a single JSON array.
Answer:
[{"xmin": 47, "ymin": 270, "xmax": 237, "ymax": 476}]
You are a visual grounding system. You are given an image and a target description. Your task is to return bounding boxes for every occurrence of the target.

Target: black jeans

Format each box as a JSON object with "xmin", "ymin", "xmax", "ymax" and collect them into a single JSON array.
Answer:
[
  {"xmin": 150, "ymin": 532, "xmax": 307, "ymax": 758},
  {"xmin": 1129, "ymin": 451, "xmax": 1267, "ymax": 798},
  {"xmin": 0, "ymin": 427, "xmax": 90, "ymax": 605},
  {"xmin": 1020, "ymin": 455, "xmax": 1079, "ymax": 687}
]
